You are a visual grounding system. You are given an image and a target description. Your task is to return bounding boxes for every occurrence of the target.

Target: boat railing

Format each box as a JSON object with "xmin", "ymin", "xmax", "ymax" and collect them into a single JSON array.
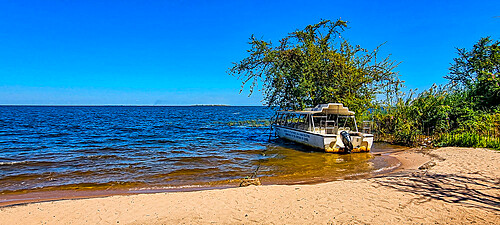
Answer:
[
  {"xmin": 326, "ymin": 126, "xmax": 338, "ymax": 134},
  {"xmin": 275, "ymin": 110, "xmax": 358, "ymax": 134},
  {"xmin": 313, "ymin": 126, "xmax": 351, "ymax": 135}
]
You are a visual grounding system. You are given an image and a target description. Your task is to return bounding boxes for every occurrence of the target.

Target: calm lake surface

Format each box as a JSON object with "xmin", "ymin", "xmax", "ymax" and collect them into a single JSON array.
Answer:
[{"xmin": 0, "ymin": 106, "xmax": 401, "ymax": 195}]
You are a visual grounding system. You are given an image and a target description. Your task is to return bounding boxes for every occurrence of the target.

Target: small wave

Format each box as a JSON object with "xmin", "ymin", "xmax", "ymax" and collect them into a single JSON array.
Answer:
[
  {"xmin": 160, "ymin": 125, "xmax": 185, "ymax": 130},
  {"xmin": 342, "ymin": 162, "xmax": 402, "ymax": 179},
  {"xmin": 0, "ymin": 132, "xmax": 20, "ymax": 137},
  {"xmin": 43, "ymin": 133, "xmax": 70, "ymax": 138},
  {"xmin": 106, "ymin": 137, "xmax": 126, "ymax": 142},
  {"xmin": 226, "ymin": 149, "xmax": 265, "ymax": 155},
  {"xmin": 81, "ymin": 154, "xmax": 123, "ymax": 160},
  {"xmin": 371, "ymin": 162, "xmax": 402, "ymax": 174},
  {"xmin": 129, "ymin": 185, "xmax": 205, "ymax": 191},
  {"xmin": 0, "ymin": 160, "xmax": 29, "ymax": 166},
  {"xmin": 79, "ymin": 146, "xmax": 130, "ymax": 153},
  {"xmin": 139, "ymin": 139, "xmax": 177, "ymax": 144},
  {"xmin": 0, "ymin": 160, "xmax": 57, "ymax": 167},
  {"xmin": 78, "ymin": 140, "xmax": 105, "ymax": 145},
  {"xmin": 168, "ymin": 149, "xmax": 188, "ymax": 154},
  {"xmin": 67, "ymin": 125, "xmax": 82, "ymax": 130},
  {"xmin": 169, "ymin": 155, "xmax": 226, "ymax": 163},
  {"xmin": 157, "ymin": 139, "xmax": 177, "ymax": 144},
  {"xmin": 112, "ymin": 127, "xmax": 141, "ymax": 133},
  {"xmin": 0, "ymin": 171, "xmax": 58, "ymax": 181},
  {"xmin": 149, "ymin": 168, "xmax": 221, "ymax": 178}
]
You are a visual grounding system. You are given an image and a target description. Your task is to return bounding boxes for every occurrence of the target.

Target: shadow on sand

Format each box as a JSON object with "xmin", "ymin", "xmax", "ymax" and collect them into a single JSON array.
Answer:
[{"xmin": 375, "ymin": 171, "xmax": 500, "ymax": 212}]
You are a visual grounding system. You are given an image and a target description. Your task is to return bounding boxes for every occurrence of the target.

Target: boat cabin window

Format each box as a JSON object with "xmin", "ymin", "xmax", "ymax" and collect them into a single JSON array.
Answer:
[
  {"xmin": 275, "ymin": 112, "xmax": 358, "ymax": 134},
  {"xmin": 275, "ymin": 113, "xmax": 312, "ymax": 131}
]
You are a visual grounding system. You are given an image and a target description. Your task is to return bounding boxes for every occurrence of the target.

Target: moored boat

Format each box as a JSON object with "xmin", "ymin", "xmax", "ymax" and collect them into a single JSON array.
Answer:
[{"xmin": 273, "ymin": 103, "xmax": 373, "ymax": 153}]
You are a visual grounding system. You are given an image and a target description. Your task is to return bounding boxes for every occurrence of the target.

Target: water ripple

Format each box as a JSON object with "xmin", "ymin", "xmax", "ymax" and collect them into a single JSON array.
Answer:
[{"xmin": 0, "ymin": 106, "xmax": 398, "ymax": 194}]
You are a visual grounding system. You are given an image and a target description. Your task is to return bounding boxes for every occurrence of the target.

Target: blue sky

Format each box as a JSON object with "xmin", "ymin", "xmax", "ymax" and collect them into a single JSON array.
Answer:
[{"xmin": 0, "ymin": 0, "xmax": 499, "ymax": 105}]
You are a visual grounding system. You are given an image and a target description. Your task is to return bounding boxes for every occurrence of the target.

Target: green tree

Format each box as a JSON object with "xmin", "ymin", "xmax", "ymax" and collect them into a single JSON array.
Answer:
[
  {"xmin": 373, "ymin": 37, "xmax": 500, "ymax": 147},
  {"xmin": 446, "ymin": 37, "xmax": 500, "ymax": 110},
  {"xmin": 228, "ymin": 19, "xmax": 401, "ymax": 115}
]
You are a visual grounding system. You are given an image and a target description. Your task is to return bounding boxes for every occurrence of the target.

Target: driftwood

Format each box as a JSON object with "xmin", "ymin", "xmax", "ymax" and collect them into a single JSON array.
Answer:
[
  {"xmin": 418, "ymin": 161, "xmax": 437, "ymax": 170},
  {"xmin": 239, "ymin": 177, "xmax": 261, "ymax": 187}
]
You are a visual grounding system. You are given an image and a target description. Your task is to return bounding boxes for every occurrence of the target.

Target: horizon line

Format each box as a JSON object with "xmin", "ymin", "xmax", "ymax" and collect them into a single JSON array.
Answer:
[{"xmin": 0, "ymin": 104, "xmax": 265, "ymax": 107}]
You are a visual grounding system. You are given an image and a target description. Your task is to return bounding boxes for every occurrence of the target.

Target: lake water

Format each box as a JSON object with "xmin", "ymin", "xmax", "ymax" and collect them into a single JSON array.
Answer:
[{"xmin": 0, "ymin": 106, "xmax": 400, "ymax": 196}]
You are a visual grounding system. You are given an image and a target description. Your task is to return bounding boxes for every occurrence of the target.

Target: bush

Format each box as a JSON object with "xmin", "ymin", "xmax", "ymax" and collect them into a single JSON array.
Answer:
[
  {"xmin": 436, "ymin": 131, "xmax": 500, "ymax": 150},
  {"xmin": 370, "ymin": 37, "xmax": 499, "ymax": 150}
]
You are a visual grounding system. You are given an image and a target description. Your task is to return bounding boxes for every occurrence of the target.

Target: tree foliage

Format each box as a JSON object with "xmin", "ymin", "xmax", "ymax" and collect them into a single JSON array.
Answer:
[
  {"xmin": 373, "ymin": 37, "xmax": 500, "ymax": 148},
  {"xmin": 446, "ymin": 37, "xmax": 500, "ymax": 110},
  {"xmin": 228, "ymin": 19, "xmax": 400, "ymax": 115}
]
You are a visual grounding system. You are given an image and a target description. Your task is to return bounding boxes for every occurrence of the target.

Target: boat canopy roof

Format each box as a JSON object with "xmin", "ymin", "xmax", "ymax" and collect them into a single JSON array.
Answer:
[{"xmin": 277, "ymin": 103, "xmax": 355, "ymax": 116}]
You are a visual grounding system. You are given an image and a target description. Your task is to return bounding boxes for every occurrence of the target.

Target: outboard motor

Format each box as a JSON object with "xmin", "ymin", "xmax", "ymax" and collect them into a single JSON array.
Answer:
[{"xmin": 340, "ymin": 131, "xmax": 353, "ymax": 153}]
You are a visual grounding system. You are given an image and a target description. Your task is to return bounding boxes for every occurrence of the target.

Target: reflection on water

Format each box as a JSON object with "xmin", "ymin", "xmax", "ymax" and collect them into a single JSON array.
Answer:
[{"xmin": 0, "ymin": 106, "xmax": 403, "ymax": 196}]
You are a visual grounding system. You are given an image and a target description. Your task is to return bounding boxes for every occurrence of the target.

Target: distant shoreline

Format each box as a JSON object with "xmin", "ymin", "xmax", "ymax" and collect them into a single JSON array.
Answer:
[
  {"xmin": 0, "ymin": 104, "xmax": 265, "ymax": 107},
  {"xmin": 189, "ymin": 104, "xmax": 230, "ymax": 107}
]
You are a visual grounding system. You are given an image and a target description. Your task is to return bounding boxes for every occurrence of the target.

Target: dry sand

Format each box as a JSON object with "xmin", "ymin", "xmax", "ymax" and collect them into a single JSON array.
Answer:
[{"xmin": 0, "ymin": 147, "xmax": 498, "ymax": 224}]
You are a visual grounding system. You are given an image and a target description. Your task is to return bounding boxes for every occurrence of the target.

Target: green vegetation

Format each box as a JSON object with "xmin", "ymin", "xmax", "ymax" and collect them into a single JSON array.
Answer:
[
  {"xmin": 436, "ymin": 132, "xmax": 500, "ymax": 150},
  {"xmin": 230, "ymin": 20, "xmax": 499, "ymax": 149},
  {"xmin": 218, "ymin": 119, "xmax": 271, "ymax": 127},
  {"xmin": 446, "ymin": 37, "xmax": 500, "ymax": 110},
  {"xmin": 373, "ymin": 37, "xmax": 500, "ymax": 149},
  {"xmin": 228, "ymin": 19, "xmax": 401, "ymax": 115}
]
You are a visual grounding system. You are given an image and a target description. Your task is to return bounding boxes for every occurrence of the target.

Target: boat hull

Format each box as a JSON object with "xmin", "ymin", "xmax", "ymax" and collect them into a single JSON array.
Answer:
[{"xmin": 275, "ymin": 125, "xmax": 373, "ymax": 153}]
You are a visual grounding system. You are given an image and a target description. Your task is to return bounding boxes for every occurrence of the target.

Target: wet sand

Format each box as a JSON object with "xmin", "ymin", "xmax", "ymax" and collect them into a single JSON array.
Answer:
[{"xmin": 0, "ymin": 147, "xmax": 498, "ymax": 224}]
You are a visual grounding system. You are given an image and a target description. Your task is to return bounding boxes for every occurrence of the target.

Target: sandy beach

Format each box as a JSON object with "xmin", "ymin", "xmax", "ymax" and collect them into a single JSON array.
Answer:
[{"xmin": 0, "ymin": 147, "xmax": 498, "ymax": 224}]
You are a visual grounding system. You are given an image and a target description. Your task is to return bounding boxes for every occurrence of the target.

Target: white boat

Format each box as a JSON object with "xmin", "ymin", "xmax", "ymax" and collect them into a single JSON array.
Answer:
[{"xmin": 273, "ymin": 103, "xmax": 373, "ymax": 153}]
